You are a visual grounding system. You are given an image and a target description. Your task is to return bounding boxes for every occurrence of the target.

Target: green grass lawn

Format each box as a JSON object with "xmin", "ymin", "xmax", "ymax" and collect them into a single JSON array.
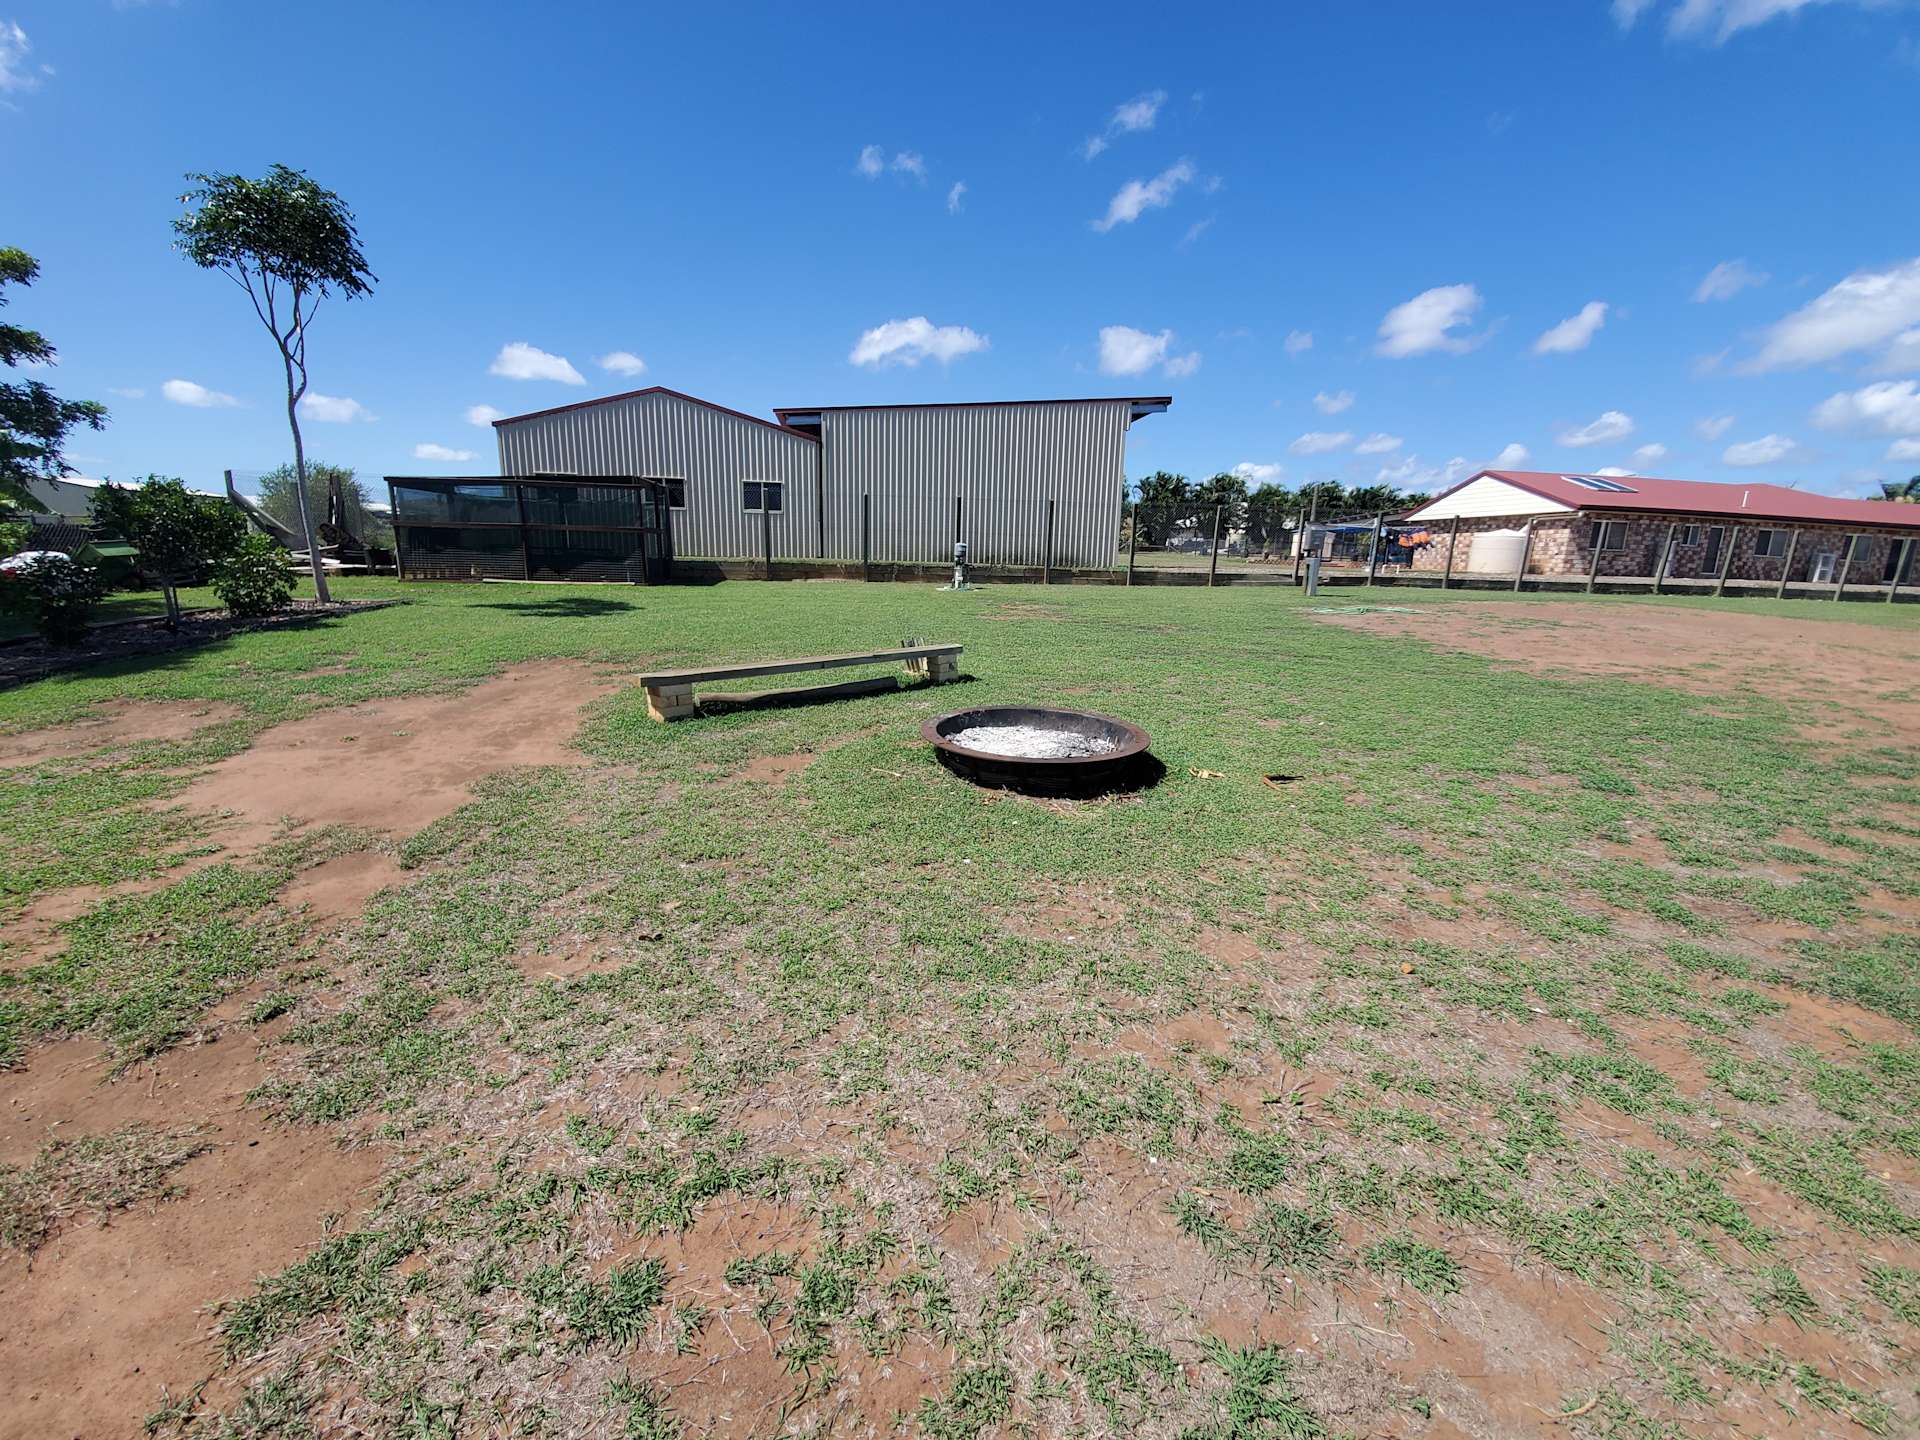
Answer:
[{"xmin": 2, "ymin": 577, "xmax": 1917, "ymax": 1438}]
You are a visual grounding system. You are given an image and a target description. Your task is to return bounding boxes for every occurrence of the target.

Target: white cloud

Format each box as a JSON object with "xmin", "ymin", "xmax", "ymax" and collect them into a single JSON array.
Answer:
[
  {"xmin": 1376, "ymin": 454, "xmax": 1472, "ymax": 489},
  {"xmin": 162, "ymin": 378, "xmax": 238, "ymax": 408},
  {"xmin": 298, "ymin": 392, "xmax": 374, "ymax": 423},
  {"xmin": 1533, "ymin": 300, "xmax": 1608, "ymax": 355},
  {"xmin": 947, "ymin": 181, "xmax": 966, "ymax": 214},
  {"xmin": 1745, "ymin": 256, "xmax": 1920, "ymax": 372},
  {"xmin": 1092, "ymin": 159, "xmax": 1195, "ymax": 232},
  {"xmin": 465, "ymin": 404, "xmax": 504, "ymax": 427},
  {"xmin": 850, "ymin": 316, "xmax": 988, "ymax": 368},
  {"xmin": 1283, "ymin": 330, "xmax": 1313, "ymax": 357},
  {"xmin": 1180, "ymin": 217, "xmax": 1214, "ymax": 248},
  {"xmin": 1695, "ymin": 414, "xmax": 1736, "ymax": 441},
  {"xmin": 1097, "ymin": 325, "xmax": 1197, "ymax": 379},
  {"xmin": 1812, "ymin": 380, "xmax": 1920, "ymax": 436},
  {"xmin": 1111, "ymin": 90, "xmax": 1165, "ymax": 133},
  {"xmin": 1593, "ymin": 467, "xmax": 1638, "ymax": 478},
  {"xmin": 1290, "ymin": 431, "xmax": 1352, "ymax": 456},
  {"xmin": 1887, "ymin": 437, "xmax": 1920, "ymax": 461},
  {"xmin": 1661, "ymin": 0, "xmax": 1862, "ymax": 44},
  {"xmin": 1610, "ymin": 0, "xmax": 1657, "ymax": 25},
  {"xmin": 413, "ymin": 443, "xmax": 477, "ymax": 462},
  {"xmin": 598, "ymin": 350, "xmax": 647, "ymax": 377},
  {"xmin": 1632, "ymin": 442, "xmax": 1669, "ymax": 464},
  {"xmin": 1083, "ymin": 89, "xmax": 1166, "ymax": 158},
  {"xmin": 0, "ymin": 21, "xmax": 44, "ymax": 96},
  {"xmin": 1491, "ymin": 442, "xmax": 1531, "ymax": 468},
  {"xmin": 1312, "ymin": 389, "xmax": 1355, "ymax": 415},
  {"xmin": 1376, "ymin": 284, "xmax": 1483, "ymax": 358},
  {"xmin": 1693, "ymin": 259, "xmax": 1769, "ymax": 302},
  {"xmin": 489, "ymin": 342, "xmax": 585, "ymax": 385},
  {"xmin": 1557, "ymin": 410, "xmax": 1635, "ymax": 447},
  {"xmin": 107, "ymin": 386, "xmax": 145, "ymax": 400},
  {"xmin": 1877, "ymin": 328, "xmax": 1920, "ymax": 374},
  {"xmin": 1723, "ymin": 433, "xmax": 1800, "ymax": 466},
  {"xmin": 855, "ymin": 145, "xmax": 925, "ymax": 181},
  {"xmin": 1232, "ymin": 461, "xmax": 1285, "ymax": 488},
  {"xmin": 1354, "ymin": 433, "xmax": 1403, "ymax": 455}
]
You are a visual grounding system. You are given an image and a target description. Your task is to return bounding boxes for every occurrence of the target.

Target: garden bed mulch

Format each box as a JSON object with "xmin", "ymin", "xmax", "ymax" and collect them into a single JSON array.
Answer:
[{"xmin": 0, "ymin": 599, "xmax": 401, "ymax": 688}]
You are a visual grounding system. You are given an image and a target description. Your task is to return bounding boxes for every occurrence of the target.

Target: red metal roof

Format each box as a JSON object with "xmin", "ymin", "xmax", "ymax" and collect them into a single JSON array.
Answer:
[
  {"xmin": 1416, "ymin": 470, "xmax": 1920, "ymax": 531},
  {"xmin": 491, "ymin": 386, "xmax": 819, "ymax": 442}
]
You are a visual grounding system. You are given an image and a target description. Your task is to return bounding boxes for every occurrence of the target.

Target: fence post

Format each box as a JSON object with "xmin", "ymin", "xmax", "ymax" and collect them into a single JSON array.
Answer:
[
  {"xmin": 761, "ymin": 502, "xmax": 773, "ymax": 579},
  {"xmin": 954, "ymin": 494, "xmax": 962, "ymax": 550},
  {"xmin": 1833, "ymin": 532, "xmax": 1858, "ymax": 601},
  {"xmin": 1774, "ymin": 529, "xmax": 1800, "ymax": 599},
  {"xmin": 1043, "ymin": 498, "xmax": 1054, "ymax": 585},
  {"xmin": 1441, "ymin": 517, "xmax": 1459, "ymax": 590},
  {"xmin": 384, "ymin": 477, "xmax": 407, "ymax": 582},
  {"xmin": 1890, "ymin": 537, "xmax": 1913, "ymax": 603},
  {"xmin": 1207, "ymin": 504, "xmax": 1223, "ymax": 587},
  {"xmin": 1585, "ymin": 519, "xmax": 1604, "ymax": 593},
  {"xmin": 1511, "ymin": 517, "xmax": 1534, "ymax": 592},
  {"xmin": 1366, "ymin": 513, "xmax": 1385, "ymax": 586},
  {"xmin": 1652, "ymin": 522, "xmax": 1677, "ymax": 595},
  {"xmin": 514, "ymin": 481, "xmax": 533, "ymax": 582},
  {"xmin": 1126, "ymin": 500, "xmax": 1139, "ymax": 586},
  {"xmin": 1713, "ymin": 526, "xmax": 1738, "ymax": 597},
  {"xmin": 861, "ymin": 493, "xmax": 871, "ymax": 580}
]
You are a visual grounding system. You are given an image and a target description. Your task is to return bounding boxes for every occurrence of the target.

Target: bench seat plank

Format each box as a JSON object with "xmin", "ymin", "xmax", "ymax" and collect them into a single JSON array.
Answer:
[{"xmin": 638, "ymin": 643, "xmax": 961, "ymax": 688}]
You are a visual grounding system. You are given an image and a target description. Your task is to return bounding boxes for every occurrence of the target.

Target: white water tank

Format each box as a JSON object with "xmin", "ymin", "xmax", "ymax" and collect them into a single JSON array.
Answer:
[{"xmin": 1466, "ymin": 528, "xmax": 1530, "ymax": 574}]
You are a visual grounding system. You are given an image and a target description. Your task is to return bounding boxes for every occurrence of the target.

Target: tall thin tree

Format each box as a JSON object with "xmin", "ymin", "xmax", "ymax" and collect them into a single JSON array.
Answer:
[{"xmin": 173, "ymin": 166, "xmax": 374, "ymax": 602}]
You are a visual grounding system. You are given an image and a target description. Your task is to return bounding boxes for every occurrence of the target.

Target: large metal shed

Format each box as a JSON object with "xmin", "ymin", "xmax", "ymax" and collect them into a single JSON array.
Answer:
[{"xmin": 481, "ymin": 386, "xmax": 1168, "ymax": 573}]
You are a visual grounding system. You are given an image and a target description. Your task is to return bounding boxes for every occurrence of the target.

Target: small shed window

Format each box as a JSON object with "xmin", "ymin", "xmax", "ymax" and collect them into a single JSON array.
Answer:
[
  {"xmin": 743, "ymin": 481, "xmax": 784, "ymax": 513},
  {"xmin": 1753, "ymin": 528, "xmax": 1787, "ymax": 558},
  {"xmin": 1595, "ymin": 520, "xmax": 1629, "ymax": 551},
  {"xmin": 657, "ymin": 478, "xmax": 686, "ymax": 510}
]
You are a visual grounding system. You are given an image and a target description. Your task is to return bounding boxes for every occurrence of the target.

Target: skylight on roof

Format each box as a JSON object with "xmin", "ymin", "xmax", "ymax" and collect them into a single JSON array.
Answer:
[{"xmin": 1563, "ymin": 475, "xmax": 1637, "ymax": 493}]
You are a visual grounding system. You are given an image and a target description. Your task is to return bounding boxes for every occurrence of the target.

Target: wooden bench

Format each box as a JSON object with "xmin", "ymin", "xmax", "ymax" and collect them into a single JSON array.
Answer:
[{"xmin": 638, "ymin": 643, "xmax": 963, "ymax": 721}]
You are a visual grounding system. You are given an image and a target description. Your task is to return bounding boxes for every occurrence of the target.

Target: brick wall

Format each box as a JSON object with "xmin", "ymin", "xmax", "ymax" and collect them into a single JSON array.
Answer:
[{"xmin": 1406, "ymin": 513, "xmax": 1915, "ymax": 583}]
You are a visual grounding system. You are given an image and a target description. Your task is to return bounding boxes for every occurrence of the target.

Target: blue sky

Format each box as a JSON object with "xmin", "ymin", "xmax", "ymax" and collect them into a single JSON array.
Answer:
[{"xmin": 3, "ymin": 0, "xmax": 1918, "ymax": 498}]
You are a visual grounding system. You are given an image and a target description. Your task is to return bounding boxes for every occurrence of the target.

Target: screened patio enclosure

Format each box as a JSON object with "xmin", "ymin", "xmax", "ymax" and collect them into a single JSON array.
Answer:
[{"xmin": 387, "ymin": 475, "xmax": 674, "ymax": 583}]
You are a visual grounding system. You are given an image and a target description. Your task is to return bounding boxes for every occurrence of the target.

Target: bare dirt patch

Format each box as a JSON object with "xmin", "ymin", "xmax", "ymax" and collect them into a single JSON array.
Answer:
[
  {"xmin": 277, "ymin": 848, "xmax": 409, "ymax": 929},
  {"xmin": 176, "ymin": 660, "xmax": 621, "ymax": 855},
  {"xmin": 0, "ymin": 1027, "xmax": 380, "ymax": 1439},
  {"xmin": 0, "ymin": 699, "xmax": 243, "ymax": 767},
  {"xmin": 736, "ymin": 750, "xmax": 818, "ymax": 785},
  {"xmin": 1312, "ymin": 600, "xmax": 1920, "ymax": 739}
]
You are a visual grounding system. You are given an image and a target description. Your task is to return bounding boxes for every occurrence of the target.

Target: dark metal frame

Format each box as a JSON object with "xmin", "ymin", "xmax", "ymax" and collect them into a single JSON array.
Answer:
[{"xmin": 385, "ymin": 474, "xmax": 674, "ymax": 584}]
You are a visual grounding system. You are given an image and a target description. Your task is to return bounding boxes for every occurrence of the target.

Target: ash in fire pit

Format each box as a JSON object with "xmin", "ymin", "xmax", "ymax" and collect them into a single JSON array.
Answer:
[
  {"xmin": 924, "ymin": 706, "xmax": 1153, "ymax": 796},
  {"xmin": 947, "ymin": 723, "xmax": 1120, "ymax": 760}
]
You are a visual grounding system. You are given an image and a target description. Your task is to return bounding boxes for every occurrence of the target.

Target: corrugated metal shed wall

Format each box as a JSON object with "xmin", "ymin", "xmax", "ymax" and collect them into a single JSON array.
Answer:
[
  {"xmin": 819, "ymin": 401, "xmax": 1131, "ymax": 567},
  {"xmin": 493, "ymin": 391, "xmax": 822, "ymax": 559}
]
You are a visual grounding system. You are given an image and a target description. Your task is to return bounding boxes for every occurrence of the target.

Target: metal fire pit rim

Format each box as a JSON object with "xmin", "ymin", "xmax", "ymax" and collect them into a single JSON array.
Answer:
[{"xmin": 921, "ymin": 705, "xmax": 1152, "ymax": 769}]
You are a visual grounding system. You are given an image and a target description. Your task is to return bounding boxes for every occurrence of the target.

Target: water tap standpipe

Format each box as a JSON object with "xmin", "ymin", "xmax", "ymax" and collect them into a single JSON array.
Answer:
[{"xmin": 952, "ymin": 540, "xmax": 969, "ymax": 590}]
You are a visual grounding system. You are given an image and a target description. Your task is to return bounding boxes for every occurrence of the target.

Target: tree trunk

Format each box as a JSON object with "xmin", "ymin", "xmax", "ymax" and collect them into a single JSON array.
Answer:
[
  {"xmin": 282, "ymin": 351, "xmax": 331, "ymax": 604},
  {"xmin": 162, "ymin": 581, "xmax": 181, "ymax": 631}
]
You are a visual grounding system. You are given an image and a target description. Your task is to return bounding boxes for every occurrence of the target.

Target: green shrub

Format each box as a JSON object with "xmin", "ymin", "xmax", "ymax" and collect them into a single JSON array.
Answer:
[
  {"xmin": 212, "ymin": 533, "xmax": 296, "ymax": 617},
  {"xmin": 0, "ymin": 552, "xmax": 108, "ymax": 643}
]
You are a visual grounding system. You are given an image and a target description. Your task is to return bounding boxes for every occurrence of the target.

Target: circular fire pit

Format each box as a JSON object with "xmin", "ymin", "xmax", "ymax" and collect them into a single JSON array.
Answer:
[{"xmin": 923, "ymin": 706, "xmax": 1152, "ymax": 795}]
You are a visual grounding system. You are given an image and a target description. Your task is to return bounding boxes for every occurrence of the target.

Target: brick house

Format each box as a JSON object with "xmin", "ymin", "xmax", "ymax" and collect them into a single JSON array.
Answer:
[{"xmin": 1401, "ymin": 471, "xmax": 1920, "ymax": 590}]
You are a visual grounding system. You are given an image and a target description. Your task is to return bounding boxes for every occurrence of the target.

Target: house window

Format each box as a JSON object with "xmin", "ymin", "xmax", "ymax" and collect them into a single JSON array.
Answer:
[
  {"xmin": 1678, "ymin": 525, "xmax": 1703, "ymax": 546},
  {"xmin": 742, "ymin": 480, "xmax": 784, "ymax": 513},
  {"xmin": 1753, "ymin": 528, "xmax": 1787, "ymax": 558},
  {"xmin": 657, "ymin": 478, "xmax": 686, "ymax": 510},
  {"xmin": 1595, "ymin": 520, "xmax": 1629, "ymax": 551}
]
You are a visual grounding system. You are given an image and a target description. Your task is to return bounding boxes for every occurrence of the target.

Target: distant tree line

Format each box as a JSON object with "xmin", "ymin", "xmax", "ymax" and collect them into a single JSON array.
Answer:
[{"xmin": 1126, "ymin": 471, "xmax": 1433, "ymax": 549}]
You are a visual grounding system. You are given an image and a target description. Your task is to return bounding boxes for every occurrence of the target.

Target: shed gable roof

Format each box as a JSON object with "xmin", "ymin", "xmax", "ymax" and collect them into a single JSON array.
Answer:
[
  {"xmin": 491, "ymin": 386, "xmax": 820, "ymax": 443},
  {"xmin": 1408, "ymin": 470, "xmax": 1920, "ymax": 530}
]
